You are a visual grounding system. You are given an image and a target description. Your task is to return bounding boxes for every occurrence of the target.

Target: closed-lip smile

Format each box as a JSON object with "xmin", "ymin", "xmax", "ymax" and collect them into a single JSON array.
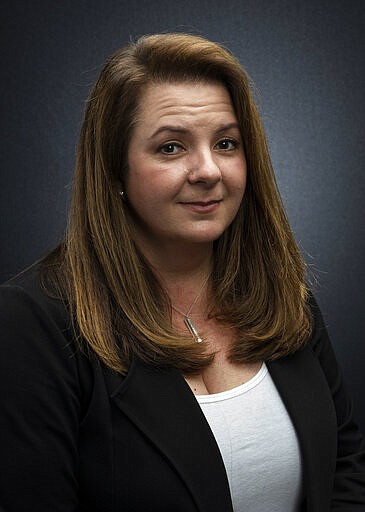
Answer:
[
  {"xmin": 179, "ymin": 199, "xmax": 222, "ymax": 205},
  {"xmin": 179, "ymin": 199, "xmax": 222, "ymax": 213}
]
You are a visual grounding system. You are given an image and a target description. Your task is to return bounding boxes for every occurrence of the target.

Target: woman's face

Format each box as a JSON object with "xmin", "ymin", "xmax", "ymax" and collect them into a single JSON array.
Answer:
[{"xmin": 125, "ymin": 81, "xmax": 246, "ymax": 255}]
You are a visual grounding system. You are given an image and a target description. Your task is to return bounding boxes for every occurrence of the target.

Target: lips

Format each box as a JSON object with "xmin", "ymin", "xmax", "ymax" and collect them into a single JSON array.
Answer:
[
  {"xmin": 179, "ymin": 199, "xmax": 222, "ymax": 213},
  {"xmin": 179, "ymin": 199, "xmax": 221, "ymax": 206}
]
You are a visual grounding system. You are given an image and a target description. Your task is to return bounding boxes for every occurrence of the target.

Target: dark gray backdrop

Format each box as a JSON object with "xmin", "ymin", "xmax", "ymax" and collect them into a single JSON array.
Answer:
[{"xmin": 1, "ymin": 0, "xmax": 364, "ymax": 430}]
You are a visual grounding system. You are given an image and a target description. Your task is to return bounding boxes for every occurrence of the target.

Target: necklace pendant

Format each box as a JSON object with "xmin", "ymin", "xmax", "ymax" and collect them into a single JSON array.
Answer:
[{"xmin": 184, "ymin": 316, "xmax": 203, "ymax": 343}]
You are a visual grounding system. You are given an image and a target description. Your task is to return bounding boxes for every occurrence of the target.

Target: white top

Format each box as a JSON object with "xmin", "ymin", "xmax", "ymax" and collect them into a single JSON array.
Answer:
[{"xmin": 196, "ymin": 364, "xmax": 303, "ymax": 512}]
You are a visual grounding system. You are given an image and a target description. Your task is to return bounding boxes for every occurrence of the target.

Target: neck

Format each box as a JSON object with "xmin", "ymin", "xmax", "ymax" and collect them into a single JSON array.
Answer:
[
  {"xmin": 134, "ymin": 237, "xmax": 213, "ymax": 309},
  {"xmin": 137, "ymin": 238, "xmax": 213, "ymax": 280},
  {"xmin": 155, "ymin": 254, "xmax": 212, "ymax": 312}
]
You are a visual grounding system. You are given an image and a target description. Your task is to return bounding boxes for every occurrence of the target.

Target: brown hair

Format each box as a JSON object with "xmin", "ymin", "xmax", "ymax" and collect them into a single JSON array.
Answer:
[{"xmin": 46, "ymin": 33, "xmax": 311, "ymax": 374}]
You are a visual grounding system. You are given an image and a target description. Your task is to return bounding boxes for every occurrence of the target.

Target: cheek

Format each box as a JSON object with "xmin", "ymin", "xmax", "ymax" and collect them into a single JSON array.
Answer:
[
  {"xmin": 126, "ymin": 158, "xmax": 187, "ymax": 201},
  {"xmin": 125, "ymin": 165, "xmax": 170, "ymax": 216},
  {"xmin": 126, "ymin": 177, "xmax": 156, "ymax": 213},
  {"xmin": 125, "ymin": 156, "xmax": 154, "ymax": 198},
  {"xmin": 227, "ymin": 161, "xmax": 247, "ymax": 197}
]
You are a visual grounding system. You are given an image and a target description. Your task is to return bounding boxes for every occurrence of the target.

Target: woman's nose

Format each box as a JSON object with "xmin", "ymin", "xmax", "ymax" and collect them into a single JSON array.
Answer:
[{"xmin": 187, "ymin": 149, "xmax": 222, "ymax": 185}]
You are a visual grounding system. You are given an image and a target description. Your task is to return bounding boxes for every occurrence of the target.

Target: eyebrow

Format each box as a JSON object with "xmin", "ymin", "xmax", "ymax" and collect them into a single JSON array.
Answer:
[{"xmin": 148, "ymin": 122, "xmax": 240, "ymax": 140}]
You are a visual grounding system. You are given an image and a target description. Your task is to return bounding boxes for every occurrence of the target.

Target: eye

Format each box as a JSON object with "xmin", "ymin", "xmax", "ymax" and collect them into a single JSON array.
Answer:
[
  {"xmin": 215, "ymin": 138, "xmax": 238, "ymax": 151},
  {"xmin": 159, "ymin": 142, "xmax": 184, "ymax": 154}
]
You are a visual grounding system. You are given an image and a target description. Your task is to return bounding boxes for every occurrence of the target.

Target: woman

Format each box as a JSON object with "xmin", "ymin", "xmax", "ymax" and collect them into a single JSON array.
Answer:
[{"xmin": 0, "ymin": 33, "xmax": 364, "ymax": 511}]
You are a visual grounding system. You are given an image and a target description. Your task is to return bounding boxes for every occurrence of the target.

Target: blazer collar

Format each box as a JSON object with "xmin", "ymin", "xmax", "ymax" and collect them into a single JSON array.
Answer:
[{"xmin": 103, "ymin": 356, "xmax": 233, "ymax": 512}]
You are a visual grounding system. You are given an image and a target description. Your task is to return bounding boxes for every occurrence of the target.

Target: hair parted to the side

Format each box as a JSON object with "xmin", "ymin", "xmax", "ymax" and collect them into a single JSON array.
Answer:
[{"xmin": 45, "ymin": 33, "xmax": 311, "ymax": 374}]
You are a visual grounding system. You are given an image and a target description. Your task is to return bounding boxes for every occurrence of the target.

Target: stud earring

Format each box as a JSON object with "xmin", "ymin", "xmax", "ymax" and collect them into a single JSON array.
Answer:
[{"xmin": 119, "ymin": 191, "xmax": 126, "ymax": 202}]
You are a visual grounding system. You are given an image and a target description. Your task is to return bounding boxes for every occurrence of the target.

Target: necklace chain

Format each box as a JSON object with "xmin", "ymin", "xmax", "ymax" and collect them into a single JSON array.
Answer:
[{"xmin": 171, "ymin": 274, "xmax": 210, "ymax": 343}]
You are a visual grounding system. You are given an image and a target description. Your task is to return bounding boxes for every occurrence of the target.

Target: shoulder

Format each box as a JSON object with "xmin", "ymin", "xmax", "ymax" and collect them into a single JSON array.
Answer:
[
  {"xmin": 1, "ymin": 261, "xmax": 73, "ymax": 339},
  {"xmin": 305, "ymin": 293, "xmax": 332, "ymax": 357},
  {"xmin": 0, "ymin": 261, "xmax": 96, "ymax": 415},
  {"xmin": 0, "ymin": 262, "xmax": 84, "ymax": 376},
  {"xmin": 304, "ymin": 293, "xmax": 359, "ymax": 423}
]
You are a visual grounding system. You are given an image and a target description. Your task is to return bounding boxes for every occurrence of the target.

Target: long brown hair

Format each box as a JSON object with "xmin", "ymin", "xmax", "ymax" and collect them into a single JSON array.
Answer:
[{"xmin": 45, "ymin": 33, "xmax": 311, "ymax": 374}]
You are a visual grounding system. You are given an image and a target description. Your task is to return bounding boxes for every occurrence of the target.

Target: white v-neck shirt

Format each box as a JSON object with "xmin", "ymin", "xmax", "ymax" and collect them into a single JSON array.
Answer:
[{"xmin": 196, "ymin": 364, "xmax": 303, "ymax": 511}]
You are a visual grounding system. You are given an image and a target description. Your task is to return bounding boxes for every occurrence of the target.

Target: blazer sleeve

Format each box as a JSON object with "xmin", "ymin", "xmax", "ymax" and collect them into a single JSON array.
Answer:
[
  {"xmin": 309, "ymin": 298, "xmax": 365, "ymax": 509},
  {"xmin": 0, "ymin": 283, "xmax": 83, "ymax": 511}
]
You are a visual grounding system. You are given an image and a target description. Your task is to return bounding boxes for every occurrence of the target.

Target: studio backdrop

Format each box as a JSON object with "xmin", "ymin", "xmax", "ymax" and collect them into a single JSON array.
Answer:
[{"xmin": 1, "ymin": 0, "xmax": 364, "ymax": 429}]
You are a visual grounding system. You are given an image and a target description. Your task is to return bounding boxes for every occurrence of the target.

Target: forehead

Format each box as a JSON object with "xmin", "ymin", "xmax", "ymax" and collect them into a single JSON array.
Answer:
[{"xmin": 133, "ymin": 81, "xmax": 237, "ymax": 134}]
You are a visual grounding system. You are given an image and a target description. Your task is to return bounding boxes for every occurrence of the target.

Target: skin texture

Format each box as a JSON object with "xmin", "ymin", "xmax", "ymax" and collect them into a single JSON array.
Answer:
[{"xmin": 126, "ymin": 81, "xmax": 247, "ymax": 272}]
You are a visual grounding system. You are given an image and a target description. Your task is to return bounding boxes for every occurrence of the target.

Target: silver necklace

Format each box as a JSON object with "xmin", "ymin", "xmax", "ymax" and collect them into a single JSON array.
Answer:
[{"xmin": 171, "ymin": 274, "xmax": 210, "ymax": 344}]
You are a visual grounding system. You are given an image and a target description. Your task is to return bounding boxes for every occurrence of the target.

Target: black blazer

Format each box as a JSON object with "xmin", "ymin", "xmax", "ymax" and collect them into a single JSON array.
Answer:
[{"xmin": 0, "ymin": 266, "xmax": 364, "ymax": 511}]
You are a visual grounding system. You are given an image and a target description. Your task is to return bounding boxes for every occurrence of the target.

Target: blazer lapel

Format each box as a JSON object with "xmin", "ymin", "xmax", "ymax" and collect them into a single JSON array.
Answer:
[
  {"xmin": 103, "ymin": 357, "xmax": 233, "ymax": 512},
  {"xmin": 267, "ymin": 346, "xmax": 337, "ymax": 511},
  {"xmin": 103, "ymin": 345, "xmax": 336, "ymax": 511}
]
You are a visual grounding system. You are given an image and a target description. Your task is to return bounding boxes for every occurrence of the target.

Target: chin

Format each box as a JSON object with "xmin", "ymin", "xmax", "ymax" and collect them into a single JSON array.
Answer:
[{"xmin": 181, "ymin": 228, "xmax": 227, "ymax": 245}]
